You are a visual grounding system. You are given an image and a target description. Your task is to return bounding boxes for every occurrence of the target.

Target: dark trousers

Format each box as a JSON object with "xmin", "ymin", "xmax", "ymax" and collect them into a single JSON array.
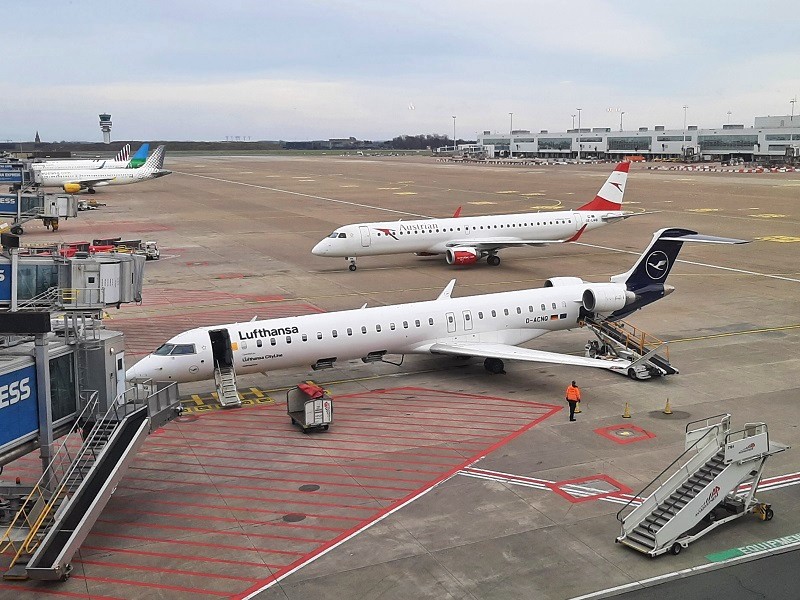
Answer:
[{"xmin": 567, "ymin": 400, "xmax": 578, "ymax": 420}]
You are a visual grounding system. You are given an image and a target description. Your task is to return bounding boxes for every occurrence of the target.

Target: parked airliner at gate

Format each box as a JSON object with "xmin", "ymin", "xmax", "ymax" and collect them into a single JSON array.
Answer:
[
  {"xmin": 127, "ymin": 228, "xmax": 747, "ymax": 387},
  {"xmin": 312, "ymin": 162, "xmax": 640, "ymax": 271}
]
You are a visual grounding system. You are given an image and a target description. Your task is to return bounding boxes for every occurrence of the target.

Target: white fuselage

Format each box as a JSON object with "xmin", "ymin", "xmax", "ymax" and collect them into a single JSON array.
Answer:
[
  {"xmin": 34, "ymin": 166, "xmax": 170, "ymax": 188},
  {"xmin": 312, "ymin": 210, "xmax": 619, "ymax": 258},
  {"xmin": 30, "ymin": 159, "xmax": 130, "ymax": 171},
  {"xmin": 126, "ymin": 284, "xmax": 588, "ymax": 384}
]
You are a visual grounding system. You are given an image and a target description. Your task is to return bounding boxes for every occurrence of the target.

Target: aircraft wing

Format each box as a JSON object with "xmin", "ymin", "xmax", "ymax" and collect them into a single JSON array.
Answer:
[
  {"xmin": 444, "ymin": 225, "xmax": 587, "ymax": 250},
  {"xmin": 73, "ymin": 177, "xmax": 115, "ymax": 187},
  {"xmin": 599, "ymin": 210, "xmax": 657, "ymax": 223},
  {"xmin": 429, "ymin": 341, "xmax": 632, "ymax": 372}
]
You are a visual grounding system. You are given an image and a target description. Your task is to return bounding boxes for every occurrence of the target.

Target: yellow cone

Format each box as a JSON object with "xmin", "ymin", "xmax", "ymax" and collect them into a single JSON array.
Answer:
[
  {"xmin": 574, "ymin": 402, "xmax": 582, "ymax": 414},
  {"xmin": 663, "ymin": 398, "xmax": 673, "ymax": 415},
  {"xmin": 622, "ymin": 402, "xmax": 631, "ymax": 418}
]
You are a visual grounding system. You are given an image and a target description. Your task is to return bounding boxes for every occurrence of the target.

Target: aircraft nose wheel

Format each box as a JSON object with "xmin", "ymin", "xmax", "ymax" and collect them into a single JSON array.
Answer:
[
  {"xmin": 346, "ymin": 257, "xmax": 357, "ymax": 271},
  {"xmin": 487, "ymin": 255, "xmax": 501, "ymax": 266}
]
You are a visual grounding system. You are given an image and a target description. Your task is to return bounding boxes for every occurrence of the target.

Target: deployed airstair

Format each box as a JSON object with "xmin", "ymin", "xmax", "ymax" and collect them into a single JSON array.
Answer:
[
  {"xmin": 582, "ymin": 315, "xmax": 677, "ymax": 380},
  {"xmin": 214, "ymin": 365, "xmax": 242, "ymax": 407},
  {"xmin": 616, "ymin": 414, "xmax": 788, "ymax": 557}
]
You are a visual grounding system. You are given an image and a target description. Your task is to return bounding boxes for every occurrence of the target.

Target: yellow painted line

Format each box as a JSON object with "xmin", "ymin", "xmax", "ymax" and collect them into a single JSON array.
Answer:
[
  {"xmin": 395, "ymin": 181, "xmax": 415, "ymax": 184},
  {"xmin": 757, "ymin": 236, "xmax": 800, "ymax": 243},
  {"xmin": 495, "ymin": 190, "xmax": 519, "ymax": 194},
  {"xmin": 529, "ymin": 204, "xmax": 561, "ymax": 210},
  {"xmin": 687, "ymin": 208, "xmax": 721, "ymax": 213},
  {"xmin": 394, "ymin": 192, "xmax": 418, "ymax": 195},
  {"xmin": 250, "ymin": 387, "xmax": 264, "ymax": 398},
  {"xmin": 377, "ymin": 187, "xmax": 401, "ymax": 190},
  {"xmin": 750, "ymin": 213, "xmax": 786, "ymax": 218},
  {"xmin": 669, "ymin": 323, "xmax": 800, "ymax": 344},
  {"xmin": 520, "ymin": 192, "xmax": 546, "ymax": 197},
  {"xmin": 340, "ymin": 184, "xmax": 359, "ymax": 188},
  {"xmin": 469, "ymin": 201, "xmax": 497, "ymax": 205},
  {"xmin": 297, "ymin": 179, "xmax": 316, "ymax": 182},
  {"xmin": 189, "ymin": 394, "xmax": 204, "ymax": 406}
]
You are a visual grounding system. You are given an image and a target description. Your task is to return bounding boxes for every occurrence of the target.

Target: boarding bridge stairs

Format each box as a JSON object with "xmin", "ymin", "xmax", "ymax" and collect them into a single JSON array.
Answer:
[
  {"xmin": 583, "ymin": 315, "xmax": 677, "ymax": 379},
  {"xmin": 0, "ymin": 392, "xmax": 150, "ymax": 581},
  {"xmin": 214, "ymin": 365, "xmax": 242, "ymax": 407},
  {"xmin": 616, "ymin": 414, "xmax": 787, "ymax": 557}
]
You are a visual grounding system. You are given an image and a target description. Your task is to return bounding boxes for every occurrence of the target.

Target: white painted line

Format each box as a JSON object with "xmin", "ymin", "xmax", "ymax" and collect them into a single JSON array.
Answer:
[{"xmin": 173, "ymin": 171, "xmax": 432, "ymax": 219}]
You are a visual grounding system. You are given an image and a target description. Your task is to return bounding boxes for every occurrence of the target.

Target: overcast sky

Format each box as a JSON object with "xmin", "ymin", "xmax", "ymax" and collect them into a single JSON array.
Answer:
[{"xmin": 3, "ymin": 1, "xmax": 799, "ymax": 142}]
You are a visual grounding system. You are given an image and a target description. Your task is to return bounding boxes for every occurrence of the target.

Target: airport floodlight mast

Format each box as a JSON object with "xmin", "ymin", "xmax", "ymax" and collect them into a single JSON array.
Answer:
[
  {"xmin": 452, "ymin": 115, "xmax": 456, "ymax": 152},
  {"xmin": 682, "ymin": 105, "xmax": 688, "ymax": 151},
  {"xmin": 576, "ymin": 108, "xmax": 582, "ymax": 161},
  {"xmin": 509, "ymin": 112, "xmax": 513, "ymax": 157},
  {"xmin": 620, "ymin": 111, "xmax": 625, "ymax": 131},
  {"xmin": 99, "ymin": 113, "xmax": 112, "ymax": 144},
  {"xmin": 791, "ymin": 97, "xmax": 797, "ymax": 122},
  {"xmin": 571, "ymin": 114, "xmax": 576, "ymax": 129},
  {"xmin": 727, "ymin": 110, "xmax": 732, "ymax": 124}
]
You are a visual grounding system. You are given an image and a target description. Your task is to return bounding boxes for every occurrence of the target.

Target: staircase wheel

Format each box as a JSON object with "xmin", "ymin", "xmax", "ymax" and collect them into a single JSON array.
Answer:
[
  {"xmin": 628, "ymin": 368, "xmax": 638, "ymax": 380},
  {"xmin": 670, "ymin": 542, "xmax": 682, "ymax": 556},
  {"xmin": 765, "ymin": 508, "xmax": 774, "ymax": 521}
]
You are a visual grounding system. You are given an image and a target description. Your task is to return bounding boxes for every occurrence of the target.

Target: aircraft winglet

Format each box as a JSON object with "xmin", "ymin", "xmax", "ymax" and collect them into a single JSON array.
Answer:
[
  {"xmin": 437, "ymin": 279, "xmax": 456, "ymax": 300},
  {"xmin": 452, "ymin": 206, "xmax": 462, "ymax": 218}
]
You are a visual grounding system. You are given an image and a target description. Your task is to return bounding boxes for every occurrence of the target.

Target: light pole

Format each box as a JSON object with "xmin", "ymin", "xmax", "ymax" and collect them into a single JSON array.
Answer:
[
  {"xmin": 452, "ymin": 116, "xmax": 456, "ymax": 152},
  {"xmin": 576, "ymin": 108, "xmax": 582, "ymax": 161},
  {"xmin": 682, "ymin": 105, "xmax": 688, "ymax": 156},
  {"xmin": 620, "ymin": 111, "xmax": 625, "ymax": 132},
  {"xmin": 727, "ymin": 110, "xmax": 732, "ymax": 124},
  {"xmin": 509, "ymin": 112, "xmax": 514, "ymax": 157},
  {"xmin": 791, "ymin": 97, "xmax": 797, "ymax": 122},
  {"xmin": 571, "ymin": 114, "xmax": 576, "ymax": 130}
]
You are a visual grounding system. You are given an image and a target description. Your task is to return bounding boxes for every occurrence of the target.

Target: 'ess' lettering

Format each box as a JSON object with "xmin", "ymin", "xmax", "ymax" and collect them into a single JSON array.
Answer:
[{"xmin": 0, "ymin": 377, "xmax": 32, "ymax": 409}]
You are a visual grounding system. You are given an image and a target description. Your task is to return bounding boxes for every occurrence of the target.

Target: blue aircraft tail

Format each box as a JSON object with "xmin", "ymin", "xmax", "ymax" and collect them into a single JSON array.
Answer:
[
  {"xmin": 127, "ymin": 143, "xmax": 150, "ymax": 168},
  {"xmin": 607, "ymin": 228, "xmax": 748, "ymax": 320}
]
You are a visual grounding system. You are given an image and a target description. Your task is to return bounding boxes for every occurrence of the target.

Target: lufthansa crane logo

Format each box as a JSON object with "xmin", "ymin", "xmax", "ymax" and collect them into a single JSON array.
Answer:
[{"xmin": 645, "ymin": 250, "xmax": 669, "ymax": 280}]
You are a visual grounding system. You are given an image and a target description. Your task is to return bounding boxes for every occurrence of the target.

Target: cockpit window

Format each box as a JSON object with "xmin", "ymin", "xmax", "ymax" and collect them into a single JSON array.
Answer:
[
  {"xmin": 338, "ymin": 233, "xmax": 347, "ymax": 238},
  {"xmin": 154, "ymin": 344, "xmax": 175, "ymax": 356},
  {"xmin": 171, "ymin": 344, "xmax": 196, "ymax": 355},
  {"xmin": 153, "ymin": 343, "xmax": 195, "ymax": 356},
  {"xmin": 328, "ymin": 231, "xmax": 341, "ymax": 238}
]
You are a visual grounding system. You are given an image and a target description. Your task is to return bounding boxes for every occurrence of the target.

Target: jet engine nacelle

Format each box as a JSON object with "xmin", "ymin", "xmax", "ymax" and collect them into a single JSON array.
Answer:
[
  {"xmin": 63, "ymin": 183, "xmax": 82, "ymax": 193},
  {"xmin": 582, "ymin": 283, "xmax": 636, "ymax": 313},
  {"xmin": 446, "ymin": 247, "xmax": 479, "ymax": 265},
  {"xmin": 545, "ymin": 277, "xmax": 585, "ymax": 287}
]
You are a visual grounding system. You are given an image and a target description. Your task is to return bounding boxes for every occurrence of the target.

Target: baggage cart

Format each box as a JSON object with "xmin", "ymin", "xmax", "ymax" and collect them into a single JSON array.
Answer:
[{"xmin": 287, "ymin": 381, "xmax": 333, "ymax": 433}]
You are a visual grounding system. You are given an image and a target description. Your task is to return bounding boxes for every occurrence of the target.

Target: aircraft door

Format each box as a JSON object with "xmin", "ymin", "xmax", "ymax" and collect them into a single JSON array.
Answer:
[
  {"xmin": 462, "ymin": 310, "xmax": 473, "ymax": 331},
  {"xmin": 359, "ymin": 226, "xmax": 371, "ymax": 247},
  {"xmin": 446, "ymin": 312, "xmax": 456, "ymax": 333},
  {"xmin": 209, "ymin": 329, "xmax": 234, "ymax": 369},
  {"xmin": 574, "ymin": 212, "xmax": 584, "ymax": 230}
]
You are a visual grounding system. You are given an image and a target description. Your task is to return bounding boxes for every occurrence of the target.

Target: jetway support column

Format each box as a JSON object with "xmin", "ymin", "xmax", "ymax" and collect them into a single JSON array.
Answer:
[{"xmin": 34, "ymin": 334, "xmax": 54, "ymax": 491}]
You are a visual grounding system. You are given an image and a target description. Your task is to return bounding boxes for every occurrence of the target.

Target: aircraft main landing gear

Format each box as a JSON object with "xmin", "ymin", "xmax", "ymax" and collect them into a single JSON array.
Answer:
[
  {"xmin": 484, "ymin": 357, "xmax": 505, "ymax": 374},
  {"xmin": 347, "ymin": 257, "xmax": 357, "ymax": 272},
  {"xmin": 487, "ymin": 254, "xmax": 501, "ymax": 266},
  {"xmin": 88, "ymin": 188, "xmax": 96, "ymax": 194}
]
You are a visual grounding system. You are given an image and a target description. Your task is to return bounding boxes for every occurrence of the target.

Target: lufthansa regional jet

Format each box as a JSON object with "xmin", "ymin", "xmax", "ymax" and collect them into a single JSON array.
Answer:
[
  {"xmin": 31, "ymin": 143, "xmax": 151, "ymax": 172},
  {"xmin": 312, "ymin": 162, "xmax": 639, "ymax": 271},
  {"xmin": 34, "ymin": 145, "xmax": 171, "ymax": 193},
  {"xmin": 126, "ymin": 228, "xmax": 747, "ymax": 386}
]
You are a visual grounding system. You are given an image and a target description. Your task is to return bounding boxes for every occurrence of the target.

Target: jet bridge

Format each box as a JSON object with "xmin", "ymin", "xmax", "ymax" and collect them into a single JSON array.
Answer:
[
  {"xmin": 616, "ymin": 414, "xmax": 788, "ymax": 557},
  {"xmin": 0, "ymin": 191, "xmax": 78, "ymax": 234}
]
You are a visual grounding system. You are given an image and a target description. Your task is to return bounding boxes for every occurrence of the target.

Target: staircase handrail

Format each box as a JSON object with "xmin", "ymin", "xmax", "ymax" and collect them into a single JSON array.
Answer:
[
  {"xmin": 616, "ymin": 423, "xmax": 722, "ymax": 525},
  {"xmin": 16, "ymin": 286, "xmax": 60, "ymax": 310},
  {"xmin": 0, "ymin": 390, "xmax": 99, "ymax": 562}
]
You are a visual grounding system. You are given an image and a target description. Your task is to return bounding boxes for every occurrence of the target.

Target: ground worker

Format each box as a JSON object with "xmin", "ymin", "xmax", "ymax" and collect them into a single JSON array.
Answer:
[{"xmin": 565, "ymin": 381, "xmax": 581, "ymax": 421}]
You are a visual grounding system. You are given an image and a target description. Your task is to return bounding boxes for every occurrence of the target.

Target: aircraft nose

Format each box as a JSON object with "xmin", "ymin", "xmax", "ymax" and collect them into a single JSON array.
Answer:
[
  {"xmin": 126, "ymin": 357, "xmax": 157, "ymax": 381},
  {"xmin": 311, "ymin": 240, "xmax": 328, "ymax": 256}
]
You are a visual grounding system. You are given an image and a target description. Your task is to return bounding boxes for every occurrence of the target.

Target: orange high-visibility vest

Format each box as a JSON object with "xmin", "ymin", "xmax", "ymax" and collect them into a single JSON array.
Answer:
[{"xmin": 566, "ymin": 385, "xmax": 581, "ymax": 401}]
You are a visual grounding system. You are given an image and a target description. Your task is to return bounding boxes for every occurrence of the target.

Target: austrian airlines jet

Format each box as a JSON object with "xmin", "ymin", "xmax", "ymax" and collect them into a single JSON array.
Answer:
[
  {"xmin": 30, "ymin": 143, "xmax": 150, "ymax": 171},
  {"xmin": 34, "ymin": 145, "xmax": 170, "ymax": 193},
  {"xmin": 127, "ymin": 228, "xmax": 747, "ymax": 386},
  {"xmin": 312, "ymin": 162, "xmax": 637, "ymax": 271}
]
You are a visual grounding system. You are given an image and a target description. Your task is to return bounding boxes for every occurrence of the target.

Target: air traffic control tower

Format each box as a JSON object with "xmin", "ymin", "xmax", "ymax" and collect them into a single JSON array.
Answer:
[{"xmin": 99, "ymin": 113, "xmax": 112, "ymax": 144}]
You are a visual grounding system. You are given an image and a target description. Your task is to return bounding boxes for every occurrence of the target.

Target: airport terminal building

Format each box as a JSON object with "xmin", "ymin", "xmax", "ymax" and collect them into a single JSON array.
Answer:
[{"xmin": 477, "ymin": 115, "xmax": 800, "ymax": 162}]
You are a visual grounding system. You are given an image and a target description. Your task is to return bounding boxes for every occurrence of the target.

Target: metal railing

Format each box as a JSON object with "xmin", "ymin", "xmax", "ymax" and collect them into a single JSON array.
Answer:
[
  {"xmin": 0, "ymin": 391, "xmax": 100, "ymax": 570},
  {"xmin": 616, "ymin": 415, "xmax": 729, "ymax": 527}
]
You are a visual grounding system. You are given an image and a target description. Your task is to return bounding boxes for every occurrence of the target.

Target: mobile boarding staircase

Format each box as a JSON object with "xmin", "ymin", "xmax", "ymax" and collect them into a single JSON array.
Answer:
[
  {"xmin": 616, "ymin": 414, "xmax": 788, "ymax": 557},
  {"xmin": 582, "ymin": 315, "xmax": 678, "ymax": 380},
  {"xmin": 214, "ymin": 364, "xmax": 242, "ymax": 407},
  {"xmin": 0, "ymin": 383, "xmax": 179, "ymax": 581}
]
